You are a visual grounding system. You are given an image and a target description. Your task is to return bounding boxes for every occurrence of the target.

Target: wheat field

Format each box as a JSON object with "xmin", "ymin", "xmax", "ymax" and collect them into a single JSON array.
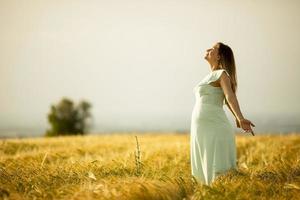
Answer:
[{"xmin": 0, "ymin": 132, "xmax": 300, "ymax": 200}]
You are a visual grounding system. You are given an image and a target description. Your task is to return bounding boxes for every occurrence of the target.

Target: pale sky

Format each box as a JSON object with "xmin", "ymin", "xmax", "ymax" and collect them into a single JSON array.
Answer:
[{"xmin": 1, "ymin": 0, "xmax": 300, "ymax": 137}]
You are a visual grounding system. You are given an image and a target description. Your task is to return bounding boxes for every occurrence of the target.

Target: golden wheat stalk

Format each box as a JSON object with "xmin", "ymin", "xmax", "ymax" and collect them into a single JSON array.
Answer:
[{"xmin": 134, "ymin": 135, "xmax": 142, "ymax": 175}]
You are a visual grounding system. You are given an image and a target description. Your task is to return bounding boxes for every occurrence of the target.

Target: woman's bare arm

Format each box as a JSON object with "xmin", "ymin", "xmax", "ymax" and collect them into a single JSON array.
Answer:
[
  {"xmin": 225, "ymin": 99, "xmax": 236, "ymax": 118},
  {"xmin": 219, "ymin": 73, "xmax": 244, "ymax": 121},
  {"xmin": 219, "ymin": 72, "xmax": 255, "ymax": 135},
  {"xmin": 225, "ymin": 99, "xmax": 240, "ymax": 127}
]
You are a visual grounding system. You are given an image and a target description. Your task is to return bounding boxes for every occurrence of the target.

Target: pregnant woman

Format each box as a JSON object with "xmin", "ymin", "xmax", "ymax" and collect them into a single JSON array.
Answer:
[{"xmin": 190, "ymin": 42, "xmax": 255, "ymax": 185}]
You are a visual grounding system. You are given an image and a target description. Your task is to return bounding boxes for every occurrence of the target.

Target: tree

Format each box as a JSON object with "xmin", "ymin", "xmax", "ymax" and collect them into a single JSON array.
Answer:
[{"xmin": 45, "ymin": 97, "xmax": 93, "ymax": 137}]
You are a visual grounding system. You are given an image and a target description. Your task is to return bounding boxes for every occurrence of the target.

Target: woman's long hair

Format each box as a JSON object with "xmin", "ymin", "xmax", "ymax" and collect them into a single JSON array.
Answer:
[{"xmin": 217, "ymin": 42, "xmax": 238, "ymax": 95}]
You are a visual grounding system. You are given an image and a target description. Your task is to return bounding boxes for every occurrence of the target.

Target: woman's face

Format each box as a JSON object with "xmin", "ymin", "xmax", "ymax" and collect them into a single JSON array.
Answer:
[{"xmin": 204, "ymin": 43, "xmax": 220, "ymax": 64}]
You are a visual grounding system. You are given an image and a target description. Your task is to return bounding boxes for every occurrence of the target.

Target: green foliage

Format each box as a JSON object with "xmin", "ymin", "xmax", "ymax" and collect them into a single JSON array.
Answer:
[{"xmin": 45, "ymin": 97, "xmax": 92, "ymax": 137}]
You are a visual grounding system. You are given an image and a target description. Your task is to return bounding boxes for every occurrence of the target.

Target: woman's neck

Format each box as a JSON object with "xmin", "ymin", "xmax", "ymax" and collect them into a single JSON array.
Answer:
[{"xmin": 210, "ymin": 65, "xmax": 221, "ymax": 71}]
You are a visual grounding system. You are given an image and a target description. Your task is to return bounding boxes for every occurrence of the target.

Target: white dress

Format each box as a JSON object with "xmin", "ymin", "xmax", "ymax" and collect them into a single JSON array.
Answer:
[{"xmin": 190, "ymin": 69, "xmax": 237, "ymax": 185}]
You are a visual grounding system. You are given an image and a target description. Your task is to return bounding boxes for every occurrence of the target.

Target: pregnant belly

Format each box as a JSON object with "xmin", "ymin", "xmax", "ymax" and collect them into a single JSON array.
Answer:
[{"xmin": 191, "ymin": 103, "xmax": 231, "ymax": 125}]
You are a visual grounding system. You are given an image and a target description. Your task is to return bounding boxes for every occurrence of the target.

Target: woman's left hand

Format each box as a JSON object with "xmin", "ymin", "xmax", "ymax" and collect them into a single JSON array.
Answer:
[{"xmin": 238, "ymin": 118, "xmax": 255, "ymax": 136}]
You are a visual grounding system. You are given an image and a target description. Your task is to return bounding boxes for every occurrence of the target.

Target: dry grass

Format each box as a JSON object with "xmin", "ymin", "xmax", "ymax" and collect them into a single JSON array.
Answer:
[{"xmin": 0, "ymin": 132, "xmax": 300, "ymax": 200}]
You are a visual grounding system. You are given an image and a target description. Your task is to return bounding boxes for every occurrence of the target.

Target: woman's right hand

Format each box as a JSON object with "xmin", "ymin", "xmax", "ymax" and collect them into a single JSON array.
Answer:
[{"xmin": 238, "ymin": 118, "xmax": 255, "ymax": 136}]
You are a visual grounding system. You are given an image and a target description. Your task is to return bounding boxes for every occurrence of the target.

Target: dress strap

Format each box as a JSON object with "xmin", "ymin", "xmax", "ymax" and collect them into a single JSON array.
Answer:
[
  {"xmin": 196, "ymin": 69, "xmax": 230, "ymax": 87},
  {"xmin": 210, "ymin": 69, "xmax": 230, "ymax": 83}
]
